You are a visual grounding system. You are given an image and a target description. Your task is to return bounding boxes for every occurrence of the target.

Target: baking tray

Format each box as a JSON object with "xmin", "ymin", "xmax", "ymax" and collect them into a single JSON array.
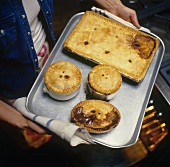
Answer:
[{"xmin": 26, "ymin": 12, "xmax": 165, "ymax": 148}]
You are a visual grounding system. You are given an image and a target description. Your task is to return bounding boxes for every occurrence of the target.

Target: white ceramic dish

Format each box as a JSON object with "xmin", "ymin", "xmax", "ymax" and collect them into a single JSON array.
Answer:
[{"xmin": 43, "ymin": 84, "xmax": 81, "ymax": 101}]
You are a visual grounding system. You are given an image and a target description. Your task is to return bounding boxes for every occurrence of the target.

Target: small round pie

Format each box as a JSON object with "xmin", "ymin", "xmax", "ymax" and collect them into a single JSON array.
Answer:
[
  {"xmin": 44, "ymin": 61, "xmax": 82, "ymax": 100},
  {"xmin": 71, "ymin": 100, "xmax": 121, "ymax": 133},
  {"xmin": 88, "ymin": 64, "xmax": 122, "ymax": 100}
]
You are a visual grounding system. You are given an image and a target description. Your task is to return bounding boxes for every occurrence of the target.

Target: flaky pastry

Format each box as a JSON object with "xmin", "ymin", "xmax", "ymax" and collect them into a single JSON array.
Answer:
[
  {"xmin": 71, "ymin": 100, "xmax": 121, "ymax": 133},
  {"xmin": 64, "ymin": 11, "xmax": 160, "ymax": 82}
]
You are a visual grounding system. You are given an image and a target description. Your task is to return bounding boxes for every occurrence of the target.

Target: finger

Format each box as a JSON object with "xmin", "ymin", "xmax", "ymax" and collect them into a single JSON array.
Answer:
[
  {"xmin": 26, "ymin": 119, "xmax": 47, "ymax": 134},
  {"xmin": 130, "ymin": 12, "xmax": 141, "ymax": 29}
]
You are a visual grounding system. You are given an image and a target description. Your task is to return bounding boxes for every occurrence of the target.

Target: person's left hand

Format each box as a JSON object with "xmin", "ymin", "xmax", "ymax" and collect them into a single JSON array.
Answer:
[
  {"xmin": 94, "ymin": 0, "xmax": 140, "ymax": 29},
  {"xmin": 108, "ymin": 5, "xmax": 141, "ymax": 29}
]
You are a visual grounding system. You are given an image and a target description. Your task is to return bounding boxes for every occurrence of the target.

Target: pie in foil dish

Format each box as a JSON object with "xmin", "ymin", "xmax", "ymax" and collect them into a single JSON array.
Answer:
[
  {"xmin": 71, "ymin": 100, "xmax": 121, "ymax": 133},
  {"xmin": 43, "ymin": 61, "xmax": 82, "ymax": 101},
  {"xmin": 64, "ymin": 11, "xmax": 160, "ymax": 82},
  {"xmin": 87, "ymin": 64, "xmax": 122, "ymax": 100}
]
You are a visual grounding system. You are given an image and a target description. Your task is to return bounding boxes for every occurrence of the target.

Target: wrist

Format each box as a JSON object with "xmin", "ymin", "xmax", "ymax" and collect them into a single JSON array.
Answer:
[{"xmin": 0, "ymin": 100, "xmax": 27, "ymax": 129}]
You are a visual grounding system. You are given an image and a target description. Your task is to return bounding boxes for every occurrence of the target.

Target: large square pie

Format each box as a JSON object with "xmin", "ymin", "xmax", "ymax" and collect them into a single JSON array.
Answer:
[{"xmin": 64, "ymin": 11, "xmax": 160, "ymax": 82}]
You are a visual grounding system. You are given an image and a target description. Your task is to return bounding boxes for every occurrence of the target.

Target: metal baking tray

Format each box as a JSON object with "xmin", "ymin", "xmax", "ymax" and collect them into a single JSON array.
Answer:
[{"xmin": 26, "ymin": 12, "xmax": 165, "ymax": 148}]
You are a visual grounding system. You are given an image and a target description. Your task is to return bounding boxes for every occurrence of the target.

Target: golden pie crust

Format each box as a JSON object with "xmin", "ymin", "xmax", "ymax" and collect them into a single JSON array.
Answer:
[
  {"xmin": 44, "ymin": 61, "xmax": 82, "ymax": 94},
  {"xmin": 64, "ymin": 11, "xmax": 160, "ymax": 82},
  {"xmin": 88, "ymin": 64, "xmax": 122, "ymax": 95},
  {"xmin": 71, "ymin": 100, "xmax": 121, "ymax": 133}
]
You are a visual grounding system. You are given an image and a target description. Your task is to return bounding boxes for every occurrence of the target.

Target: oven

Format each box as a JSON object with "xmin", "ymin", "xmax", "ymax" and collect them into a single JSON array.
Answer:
[{"xmin": 120, "ymin": 0, "xmax": 170, "ymax": 166}]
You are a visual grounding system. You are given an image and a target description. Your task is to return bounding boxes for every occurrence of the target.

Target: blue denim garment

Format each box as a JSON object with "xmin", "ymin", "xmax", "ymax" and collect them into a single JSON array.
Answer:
[{"xmin": 0, "ymin": 0, "xmax": 56, "ymax": 99}]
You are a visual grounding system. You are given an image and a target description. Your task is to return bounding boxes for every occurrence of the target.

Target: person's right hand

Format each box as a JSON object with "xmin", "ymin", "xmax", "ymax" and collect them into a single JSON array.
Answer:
[{"xmin": 0, "ymin": 100, "xmax": 47, "ymax": 134}]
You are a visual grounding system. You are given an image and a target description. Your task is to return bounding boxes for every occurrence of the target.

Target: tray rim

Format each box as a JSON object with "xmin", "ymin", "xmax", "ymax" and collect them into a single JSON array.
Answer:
[{"xmin": 26, "ymin": 12, "xmax": 165, "ymax": 148}]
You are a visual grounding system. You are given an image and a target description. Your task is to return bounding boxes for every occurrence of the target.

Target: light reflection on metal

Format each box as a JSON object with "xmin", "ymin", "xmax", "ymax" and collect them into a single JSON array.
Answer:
[{"xmin": 140, "ymin": 103, "xmax": 168, "ymax": 152}]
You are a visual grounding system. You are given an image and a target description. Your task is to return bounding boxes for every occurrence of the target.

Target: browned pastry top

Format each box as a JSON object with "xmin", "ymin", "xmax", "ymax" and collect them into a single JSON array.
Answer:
[
  {"xmin": 44, "ymin": 61, "xmax": 82, "ymax": 94},
  {"xmin": 64, "ymin": 11, "xmax": 160, "ymax": 82},
  {"xmin": 88, "ymin": 64, "xmax": 122, "ymax": 94},
  {"xmin": 71, "ymin": 100, "xmax": 121, "ymax": 133}
]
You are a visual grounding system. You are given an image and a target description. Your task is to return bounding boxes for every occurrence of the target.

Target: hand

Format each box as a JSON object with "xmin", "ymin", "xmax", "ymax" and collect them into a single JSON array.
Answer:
[
  {"xmin": 0, "ymin": 100, "xmax": 47, "ymax": 134},
  {"xmin": 24, "ymin": 115, "xmax": 48, "ymax": 134},
  {"xmin": 94, "ymin": 0, "xmax": 140, "ymax": 28}
]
